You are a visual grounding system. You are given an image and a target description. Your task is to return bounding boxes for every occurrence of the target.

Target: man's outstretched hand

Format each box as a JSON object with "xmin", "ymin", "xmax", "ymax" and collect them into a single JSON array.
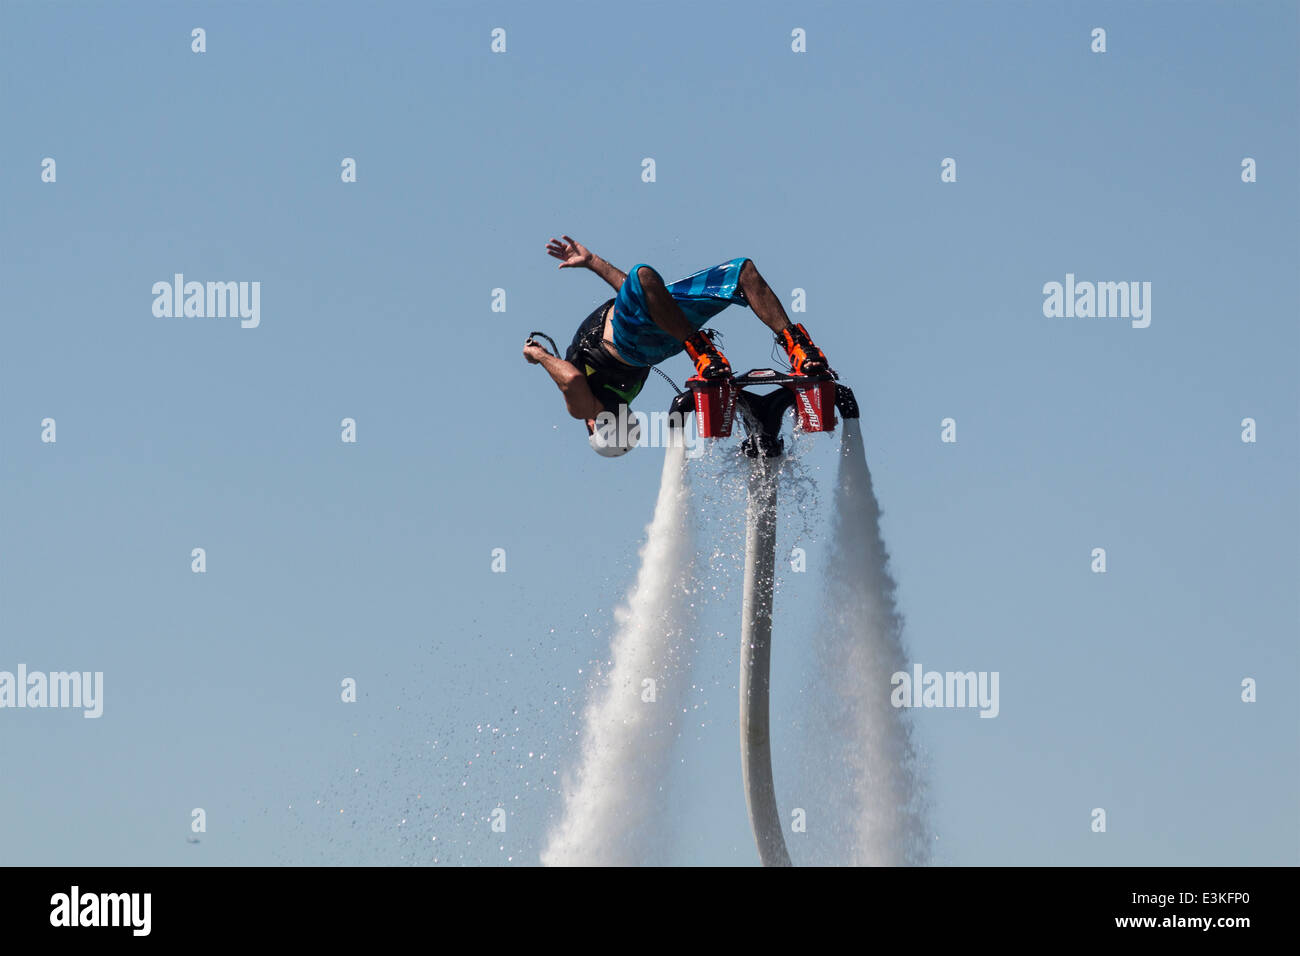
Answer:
[
  {"xmin": 546, "ymin": 234, "xmax": 625, "ymax": 292},
  {"xmin": 546, "ymin": 235, "xmax": 593, "ymax": 270}
]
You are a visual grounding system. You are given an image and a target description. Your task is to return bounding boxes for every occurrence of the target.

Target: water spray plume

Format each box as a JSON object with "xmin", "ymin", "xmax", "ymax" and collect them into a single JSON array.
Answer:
[
  {"xmin": 798, "ymin": 418, "xmax": 929, "ymax": 865},
  {"xmin": 547, "ymin": 377, "xmax": 927, "ymax": 866},
  {"xmin": 542, "ymin": 432, "xmax": 697, "ymax": 866}
]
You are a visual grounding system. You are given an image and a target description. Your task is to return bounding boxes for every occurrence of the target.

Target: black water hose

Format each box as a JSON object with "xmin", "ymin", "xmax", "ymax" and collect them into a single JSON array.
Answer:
[{"xmin": 525, "ymin": 331, "xmax": 560, "ymax": 357}]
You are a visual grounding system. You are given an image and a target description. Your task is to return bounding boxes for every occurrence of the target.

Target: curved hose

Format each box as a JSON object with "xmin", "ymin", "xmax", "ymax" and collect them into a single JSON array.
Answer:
[{"xmin": 526, "ymin": 331, "xmax": 561, "ymax": 357}]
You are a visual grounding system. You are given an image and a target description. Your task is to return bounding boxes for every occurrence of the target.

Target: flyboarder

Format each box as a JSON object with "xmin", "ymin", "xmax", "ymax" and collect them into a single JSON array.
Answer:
[{"xmin": 523, "ymin": 236, "xmax": 833, "ymax": 456}]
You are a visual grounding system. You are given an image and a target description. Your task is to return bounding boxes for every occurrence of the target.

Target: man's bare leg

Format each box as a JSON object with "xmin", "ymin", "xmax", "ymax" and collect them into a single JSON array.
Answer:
[
  {"xmin": 737, "ymin": 258, "xmax": 829, "ymax": 373},
  {"xmin": 736, "ymin": 259, "xmax": 794, "ymax": 334},
  {"xmin": 635, "ymin": 265, "xmax": 696, "ymax": 341}
]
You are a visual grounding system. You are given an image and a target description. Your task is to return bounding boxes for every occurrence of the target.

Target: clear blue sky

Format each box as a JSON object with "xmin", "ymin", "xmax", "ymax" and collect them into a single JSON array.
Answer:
[{"xmin": 1, "ymin": 0, "xmax": 1296, "ymax": 866}]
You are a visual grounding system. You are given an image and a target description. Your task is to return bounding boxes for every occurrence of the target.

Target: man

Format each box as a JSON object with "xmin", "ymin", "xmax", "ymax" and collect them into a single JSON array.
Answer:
[{"xmin": 523, "ymin": 236, "xmax": 831, "ymax": 454}]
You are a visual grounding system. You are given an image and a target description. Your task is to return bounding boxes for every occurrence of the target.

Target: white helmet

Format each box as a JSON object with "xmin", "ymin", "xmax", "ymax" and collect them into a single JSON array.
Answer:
[{"xmin": 589, "ymin": 414, "xmax": 642, "ymax": 458}]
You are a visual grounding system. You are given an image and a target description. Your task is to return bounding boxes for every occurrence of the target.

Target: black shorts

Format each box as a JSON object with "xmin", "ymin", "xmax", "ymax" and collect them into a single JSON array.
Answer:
[{"xmin": 565, "ymin": 299, "xmax": 651, "ymax": 414}]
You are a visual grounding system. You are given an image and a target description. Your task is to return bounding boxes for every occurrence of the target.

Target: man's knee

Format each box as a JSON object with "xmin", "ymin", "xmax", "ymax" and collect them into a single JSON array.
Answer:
[
  {"xmin": 635, "ymin": 264, "xmax": 663, "ymax": 288},
  {"xmin": 738, "ymin": 258, "xmax": 764, "ymax": 289}
]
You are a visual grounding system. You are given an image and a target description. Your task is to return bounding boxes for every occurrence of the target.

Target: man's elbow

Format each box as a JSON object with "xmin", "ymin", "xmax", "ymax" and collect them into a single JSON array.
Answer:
[
  {"xmin": 563, "ymin": 391, "xmax": 596, "ymax": 420},
  {"xmin": 558, "ymin": 378, "xmax": 589, "ymax": 419}
]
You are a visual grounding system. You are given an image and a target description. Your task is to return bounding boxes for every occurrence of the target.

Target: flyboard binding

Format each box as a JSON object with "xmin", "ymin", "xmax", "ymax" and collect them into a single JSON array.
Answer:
[{"xmin": 669, "ymin": 368, "xmax": 861, "ymax": 458}]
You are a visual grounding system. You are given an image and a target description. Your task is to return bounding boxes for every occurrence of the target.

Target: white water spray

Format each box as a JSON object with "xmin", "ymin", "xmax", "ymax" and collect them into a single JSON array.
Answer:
[
  {"xmin": 797, "ymin": 419, "xmax": 928, "ymax": 865},
  {"xmin": 542, "ymin": 433, "xmax": 697, "ymax": 866}
]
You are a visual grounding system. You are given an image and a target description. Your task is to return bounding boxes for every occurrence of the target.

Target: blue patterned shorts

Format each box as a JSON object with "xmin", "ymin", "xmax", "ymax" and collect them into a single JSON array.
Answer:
[{"xmin": 610, "ymin": 258, "xmax": 750, "ymax": 367}]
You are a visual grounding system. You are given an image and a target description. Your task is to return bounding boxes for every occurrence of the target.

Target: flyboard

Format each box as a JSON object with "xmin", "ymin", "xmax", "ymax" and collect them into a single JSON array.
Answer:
[{"xmin": 668, "ymin": 369, "xmax": 860, "ymax": 867}]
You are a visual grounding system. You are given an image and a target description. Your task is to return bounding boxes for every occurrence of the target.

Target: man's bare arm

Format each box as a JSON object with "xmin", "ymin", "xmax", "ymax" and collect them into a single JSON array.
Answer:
[
  {"xmin": 586, "ymin": 254, "xmax": 627, "ymax": 292},
  {"xmin": 524, "ymin": 342, "xmax": 604, "ymax": 420}
]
